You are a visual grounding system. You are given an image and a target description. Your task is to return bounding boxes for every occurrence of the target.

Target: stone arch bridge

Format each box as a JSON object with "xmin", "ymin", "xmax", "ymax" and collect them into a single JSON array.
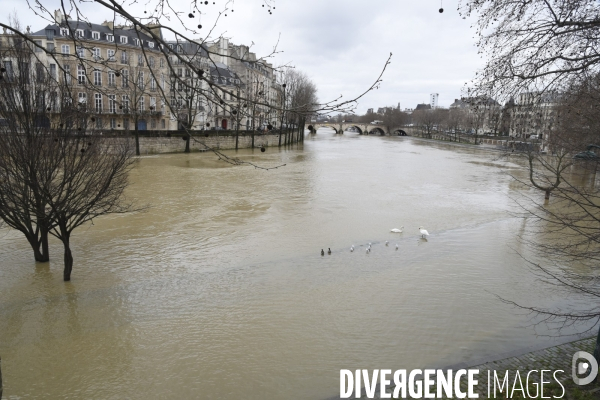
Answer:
[{"xmin": 308, "ymin": 123, "xmax": 408, "ymax": 136}]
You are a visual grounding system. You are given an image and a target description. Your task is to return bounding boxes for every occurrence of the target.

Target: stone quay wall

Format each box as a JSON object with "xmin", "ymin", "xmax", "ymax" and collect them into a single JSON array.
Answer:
[{"xmin": 134, "ymin": 131, "xmax": 301, "ymax": 155}]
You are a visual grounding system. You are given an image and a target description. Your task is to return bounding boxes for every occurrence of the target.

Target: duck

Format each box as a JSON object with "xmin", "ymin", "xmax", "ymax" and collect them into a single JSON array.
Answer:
[
  {"xmin": 385, "ymin": 241, "xmax": 389, "ymax": 246},
  {"xmin": 419, "ymin": 227, "xmax": 430, "ymax": 238},
  {"xmin": 350, "ymin": 245, "xmax": 354, "ymax": 252},
  {"xmin": 328, "ymin": 248, "xmax": 332, "ymax": 255},
  {"xmin": 395, "ymin": 244, "xmax": 399, "ymax": 250},
  {"xmin": 390, "ymin": 226, "xmax": 404, "ymax": 233},
  {"xmin": 366, "ymin": 248, "xmax": 370, "ymax": 254},
  {"xmin": 321, "ymin": 249, "xmax": 325, "ymax": 256}
]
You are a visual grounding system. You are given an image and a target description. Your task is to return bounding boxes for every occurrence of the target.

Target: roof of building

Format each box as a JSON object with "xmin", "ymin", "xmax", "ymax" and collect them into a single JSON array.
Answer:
[
  {"xmin": 32, "ymin": 21, "xmax": 161, "ymax": 51},
  {"xmin": 415, "ymin": 103, "xmax": 432, "ymax": 110},
  {"xmin": 164, "ymin": 41, "xmax": 209, "ymax": 58}
]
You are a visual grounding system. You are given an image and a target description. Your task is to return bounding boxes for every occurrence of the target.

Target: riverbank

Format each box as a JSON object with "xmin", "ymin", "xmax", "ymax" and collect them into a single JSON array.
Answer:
[{"xmin": 136, "ymin": 131, "xmax": 300, "ymax": 154}]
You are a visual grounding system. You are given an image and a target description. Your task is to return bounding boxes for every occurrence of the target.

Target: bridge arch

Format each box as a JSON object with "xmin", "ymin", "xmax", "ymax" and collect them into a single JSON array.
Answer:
[
  {"xmin": 345, "ymin": 125, "xmax": 363, "ymax": 134},
  {"xmin": 369, "ymin": 127, "xmax": 386, "ymax": 136},
  {"xmin": 316, "ymin": 125, "xmax": 339, "ymax": 134},
  {"xmin": 393, "ymin": 129, "xmax": 408, "ymax": 136}
]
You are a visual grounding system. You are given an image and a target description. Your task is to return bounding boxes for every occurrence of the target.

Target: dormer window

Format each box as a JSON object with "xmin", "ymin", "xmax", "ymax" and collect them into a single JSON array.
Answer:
[
  {"xmin": 60, "ymin": 28, "xmax": 68, "ymax": 36},
  {"xmin": 120, "ymin": 36, "xmax": 127, "ymax": 44},
  {"xmin": 133, "ymin": 38, "xmax": 140, "ymax": 46},
  {"xmin": 76, "ymin": 29, "xmax": 84, "ymax": 38},
  {"xmin": 92, "ymin": 31, "xmax": 100, "ymax": 40},
  {"xmin": 107, "ymin": 34, "xmax": 114, "ymax": 42},
  {"xmin": 148, "ymin": 42, "xmax": 154, "ymax": 48}
]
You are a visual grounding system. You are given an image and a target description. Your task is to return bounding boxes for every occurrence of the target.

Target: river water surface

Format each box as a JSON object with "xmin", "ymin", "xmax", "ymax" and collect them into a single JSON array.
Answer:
[{"xmin": 0, "ymin": 131, "xmax": 593, "ymax": 399}]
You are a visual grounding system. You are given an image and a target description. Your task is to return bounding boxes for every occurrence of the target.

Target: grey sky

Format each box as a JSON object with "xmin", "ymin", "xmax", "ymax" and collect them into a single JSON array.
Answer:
[{"xmin": 5, "ymin": 0, "xmax": 483, "ymax": 114}]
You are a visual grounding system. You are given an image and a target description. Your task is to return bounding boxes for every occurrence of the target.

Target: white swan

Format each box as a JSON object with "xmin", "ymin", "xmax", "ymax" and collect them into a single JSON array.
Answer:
[
  {"xmin": 419, "ymin": 227, "xmax": 430, "ymax": 238},
  {"xmin": 390, "ymin": 226, "xmax": 404, "ymax": 233}
]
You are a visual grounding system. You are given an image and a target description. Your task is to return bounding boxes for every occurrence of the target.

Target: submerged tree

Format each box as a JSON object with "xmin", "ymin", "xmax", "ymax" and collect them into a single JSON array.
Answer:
[{"xmin": 462, "ymin": 0, "xmax": 600, "ymax": 364}]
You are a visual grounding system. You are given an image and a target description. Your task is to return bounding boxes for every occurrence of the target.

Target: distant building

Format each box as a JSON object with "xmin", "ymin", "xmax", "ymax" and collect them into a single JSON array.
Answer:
[
  {"xmin": 430, "ymin": 93, "xmax": 439, "ymax": 109},
  {"xmin": 415, "ymin": 103, "xmax": 432, "ymax": 111},
  {"xmin": 367, "ymin": 108, "xmax": 374, "ymax": 114}
]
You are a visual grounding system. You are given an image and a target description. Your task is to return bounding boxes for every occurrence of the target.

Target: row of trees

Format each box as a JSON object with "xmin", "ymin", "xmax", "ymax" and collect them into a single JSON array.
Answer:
[{"xmin": 458, "ymin": 0, "xmax": 600, "ymax": 364}]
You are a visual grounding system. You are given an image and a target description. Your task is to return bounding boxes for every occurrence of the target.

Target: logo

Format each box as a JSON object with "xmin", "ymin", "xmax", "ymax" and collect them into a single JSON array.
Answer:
[{"xmin": 572, "ymin": 351, "xmax": 598, "ymax": 385}]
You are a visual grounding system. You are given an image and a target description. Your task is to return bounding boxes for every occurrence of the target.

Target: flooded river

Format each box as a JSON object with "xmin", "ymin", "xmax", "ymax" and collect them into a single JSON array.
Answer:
[{"xmin": 0, "ymin": 131, "xmax": 593, "ymax": 399}]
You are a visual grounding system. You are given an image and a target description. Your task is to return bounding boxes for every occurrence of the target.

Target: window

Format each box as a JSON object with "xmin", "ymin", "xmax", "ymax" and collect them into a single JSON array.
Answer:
[
  {"xmin": 96, "ymin": 117, "xmax": 102, "ymax": 129},
  {"xmin": 185, "ymin": 68, "xmax": 191, "ymax": 78},
  {"xmin": 61, "ymin": 44, "xmax": 70, "ymax": 57},
  {"xmin": 161, "ymin": 73, "xmax": 165, "ymax": 89},
  {"xmin": 137, "ymin": 54, "xmax": 144, "ymax": 66},
  {"xmin": 177, "ymin": 68, "xmax": 182, "ymax": 77},
  {"xmin": 137, "ymin": 71, "xmax": 144, "ymax": 88},
  {"xmin": 150, "ymin": 77, "xmax": 156, "ymax": 91},
  {"xmin": 122, "ymin": 95, "xmax": 130, "ymax": 113},
  {"xmin": 108, "ymin": 94, "xmax": 116, "ymax": 113},
  {"xmin": 107, "ymin": 34, "xmax": 114, "ymax": 42},
  {"xmin": 36, "ymin": 63, "xmax": 45, "ymax": 83},
  {"xmin": 133, "ymin": 38, "xmax": 140, "ymax": 46},
  {"xmin": 123, "ymin": 118, "xmax": 129, "ymax": 130},
  {"xmin": 148, "ymin": 42, "xmax": 154, "ymax": 48},
  {"xmin": 78, "ymin": 92, "xmax": 87, "ymax": 105},
  {"xmin": 120, "ymin": 36, "xmax": 128, "ymax": 44},
  {"xmin": 93, "ymin": 69, "xmax": 102, "ymax": 86},
  {"xmin": 76, "ymin": 46, "xmax": 84, "ymax": 58},
  {"xmin": 160, "ymin": 58, "xmax": 164, "ymax": 68},
  {"xmin": 47, "ymin": 42, "xmax": 55, "ymax": 53},
  {"xmin": 49, "ymin": 64, "xmax": 57, "ymax": 79},
  {"xmin": 139, "ymin": 96, "xmax": 145, "ymax": 112},
  {"xmin": 110, "ymin": 118, "xmax": 117, "ymax": 129},
  {"xmin": 108, "ymin": 70, "xmax": 115, "ymax": 86},
  {"xmin": 76, "ymin": 29, "xmax": 84, "ymax": 38},
  {"xmin": 92, "ymin": 31, "xmax": 100, "ymax": 40},
  {"xmin": 34, "ymin": 40, "xmax": 43, "ymax": 52},
  {"xmin": 107, "ymin": 49, "xmax": 115, "ymax": 61},
  {"xmin": 95, "ymin": 93, "xmax": 102, "ymax": 113},
  {"xmin": 150, "ymin": 97, "xmax": 156, "ymax": 110},
  {"xmin": 64, "ymin": 64, "xmax": 71, "ymax": 84},
  {"xmin": 150, "ymin": 119, "xmax": 157, "ymax": 129},
  {"xmin": 77, "ymin": 64, "xmax": 86, "ymax": 84},
  {"xmin": 120, "ymin": 50, "xmax": 128, "ymax": 64},
  {"xmin": 122, "ymin": 69, "xmax": 129, "ymax": 87},
  {"xmin": 92, "ymin": 47, "xmax": 100, "ymax": 60},
  {"xmin": 149, "ymin": 57, "xmax": 155, "ymax": 68},
  {"xmin": 60, "ymin": 28, "xmax": 68, "ymax": 36},
  {"xmin": 161, "ymin": 119, "xmax": 165, "ymax": 129}
]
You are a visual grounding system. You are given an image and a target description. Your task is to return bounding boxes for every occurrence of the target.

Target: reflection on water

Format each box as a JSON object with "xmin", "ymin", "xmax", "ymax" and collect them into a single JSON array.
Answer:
[{"xmin": 0, "ymin": 131, "xmax": 593, "ymax": 399}]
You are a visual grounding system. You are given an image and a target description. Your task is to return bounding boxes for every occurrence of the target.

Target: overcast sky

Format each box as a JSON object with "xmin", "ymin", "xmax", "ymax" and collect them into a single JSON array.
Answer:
[{"xmin": 4, "ymin": 0, "xmax": 483, "ymax": 114}]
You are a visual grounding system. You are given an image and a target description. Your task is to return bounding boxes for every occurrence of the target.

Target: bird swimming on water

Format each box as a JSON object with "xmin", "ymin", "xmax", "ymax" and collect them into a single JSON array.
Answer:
[
  {"xmin": 395, "ymin": 244, "xmax": 399, "ymax": 250},
  {"xmin": 328, "ymin": 248, "xmax": 332, "ymax": 255},
  {"xmin": 321, "ymin": 249, "xmax": 325, "ymax": 256},
  {"xmin": 350, "ymin": 245, "xmax": 354, "ymax": 252},
  {"xmin": 390, "ymin": 226, "xmax": 404, "ymax": 233},
  {"xmin": 419, "ymin": 227, "xmax": 430, "ymax": 238},
  {"xmin": 385, "ymin": 241, "xmax": 389, "ymax": 246}
]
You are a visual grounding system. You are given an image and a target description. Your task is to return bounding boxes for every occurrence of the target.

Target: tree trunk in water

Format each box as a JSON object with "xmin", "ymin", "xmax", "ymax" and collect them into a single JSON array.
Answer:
[
  {"xmin": 235, "ymin": 132, "xmax": 239, "ymax": 150},
  {"xmin": 251, "ymin": 133, "xmax": 254, "ymax": 148},
  {"xmin": 27, "ymin": 232, "xmax": 49, "ymax": 262},
  {"xmin": 545, "ymin": 189, "xmax": 551, "ymax": 200},
  {"xmin": 63, "ymin": 238, "xmax": 73, "ymax": 282},
  {"xmin": 185, "ymin": 135, "xmax": 190, "ymax": 153},
  {"xmin": 134, "ymin": 121, "xmax": 140, "ymax": 156}
]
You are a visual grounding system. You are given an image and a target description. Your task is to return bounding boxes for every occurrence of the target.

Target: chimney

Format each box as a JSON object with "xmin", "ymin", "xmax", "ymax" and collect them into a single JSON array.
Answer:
[
  {"xmin": 54, "ymin": 9, "xmax": 65, "ymax": 24},
  {"xmin": 101, "ymin": 21, "xmax": 114, "ymax": 30}
]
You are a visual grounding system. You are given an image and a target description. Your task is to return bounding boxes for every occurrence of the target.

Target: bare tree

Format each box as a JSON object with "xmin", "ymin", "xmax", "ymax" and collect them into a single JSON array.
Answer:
[{"xmin": 0, "ymin": 22, "xmax": 136, "ymax": 280}]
